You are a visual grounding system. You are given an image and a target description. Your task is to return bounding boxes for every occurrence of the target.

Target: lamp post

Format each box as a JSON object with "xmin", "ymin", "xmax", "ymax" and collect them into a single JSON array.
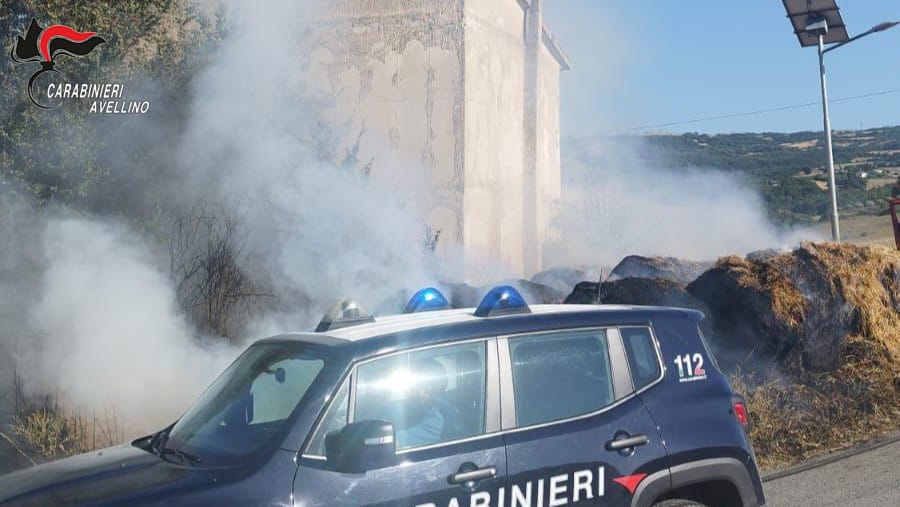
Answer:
[
  {"xmin": 782, "ymin": 1, "xmax": 899, "ymax": 241},
  {"xmin": 823, "ymin": 20, "xmax": 900, "ymax": 54},
  {"xmin": 816, "ymin": 27, "xmax": 840, "ymax": 241}
]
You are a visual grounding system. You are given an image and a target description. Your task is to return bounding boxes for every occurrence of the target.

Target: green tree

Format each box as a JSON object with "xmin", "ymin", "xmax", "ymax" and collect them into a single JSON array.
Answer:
[{"xmin": 0, "ymin": 1, "xmax": 221, "ymax": 211}]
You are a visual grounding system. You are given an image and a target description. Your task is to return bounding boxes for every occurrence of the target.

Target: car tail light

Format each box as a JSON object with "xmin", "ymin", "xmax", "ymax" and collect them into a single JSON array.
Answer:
[{"xmin": 733, "ymin": 401, "xmax": 749, "ymax": 427}]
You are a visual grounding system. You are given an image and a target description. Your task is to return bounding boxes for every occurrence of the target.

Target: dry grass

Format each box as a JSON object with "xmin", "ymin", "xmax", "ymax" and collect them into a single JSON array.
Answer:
[
  {"xmin": 728, "ymin": 242, "xmax": 900, "ymax": 470},
  {"xmin": 815, "ymin": 243, "xmax": 900, "ymax": 359},
  {"xmin": 715, "ymin": 254, "xmax": 808, "ymax": 327},
  {"xmin": 733, "ymin": 371, "xmax": 900, "ymax": 470},
  {"xmin": 12, "ymin": 404, "xmax": 123, "ymax": 460},
  {"xmin": 812, "ymin": 214, "xmax": 895, "ymax": 246},
  {"xmin": 9, "ymin": 374, "xmax": 124, "ymax": 461}
]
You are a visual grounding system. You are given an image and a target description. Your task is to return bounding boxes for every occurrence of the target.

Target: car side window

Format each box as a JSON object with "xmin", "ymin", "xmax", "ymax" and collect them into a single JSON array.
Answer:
[
  {"xmin": 354, "ymin": 342, "xmax": 486, "ymax": 450},
  {"xmin": 306, "ymin": 376, "xmax": 350, "ymax": 456},
  {"xmin": 509, "ymin": 330, "xmax": 614, "ymax": 427},
  {"xmin": 620, "ymin": 327, "xmax": 662, "ymax": 390}
]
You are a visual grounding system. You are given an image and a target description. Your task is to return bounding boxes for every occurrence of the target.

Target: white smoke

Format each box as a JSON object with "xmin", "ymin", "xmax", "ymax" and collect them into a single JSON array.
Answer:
[
  {"xmin": 3, "ymin": 0, "xmax": 434, "ymax": 438},
  {"xmin": 15, "ymin": 217, "xmax": 236, "ymax": 431},
  {"xmin": 547, "ymin": 136, "xmax": 817, "ymax": 267},
  {"xmin": 0, "ymin": 0, "xmax": 819, "ymax": 444},
  {"xmin": 175, "ymin": 0, "xmax": 432, "ymax": 328}
]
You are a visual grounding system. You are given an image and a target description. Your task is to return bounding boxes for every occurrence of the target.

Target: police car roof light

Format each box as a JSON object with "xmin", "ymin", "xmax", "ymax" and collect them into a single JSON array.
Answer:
[
  {"xmin": 315, "ymin": 298, "xmax": 375, "ymax": 332},
  {"xmin": 402, "ymin": 287, "xmax": 451, "ymax": 314},
  {"xmin": 473, "ymin": 285, "xmax": 531, "ymax": 317}
]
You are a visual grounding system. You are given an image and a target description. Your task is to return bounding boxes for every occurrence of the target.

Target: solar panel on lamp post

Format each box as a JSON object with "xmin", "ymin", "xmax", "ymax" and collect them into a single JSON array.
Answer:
[
  {"xmin": 783, "ymin": 0, "xmax": 848, "ymax": 241},
  {"xmin": 782, "ymin": 1, "xmax": 899, "ymax": 242}
]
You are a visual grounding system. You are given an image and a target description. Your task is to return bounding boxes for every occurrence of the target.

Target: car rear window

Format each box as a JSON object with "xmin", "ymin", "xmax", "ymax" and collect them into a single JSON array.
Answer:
[
  {"xmin": 620, "ymin": 327, "xmax": 662, "ymax": 390},
  {"xmin": 509, "ymin": 330, "xmax": 613, "ymax": 427}
]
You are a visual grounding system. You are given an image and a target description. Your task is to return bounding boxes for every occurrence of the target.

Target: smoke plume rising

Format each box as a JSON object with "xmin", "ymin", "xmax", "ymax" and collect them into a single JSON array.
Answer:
[
  {"xmin": 2, "ymin": 0, "xmax": 434, "ymax": 438},
  {"xmin": 15, "ymin": 217, "xmax": 236, "ymax": 429},
  {"xmin": 546, "ymin": 135, "xmax": 816, "ymax": 268},
  {"xmin": 173, "ymin": 0, "xmax": 433, "ymax": 328},
  {"xmin": 0, "ymin": 0, "xmax": 817, "ymax": 445}
]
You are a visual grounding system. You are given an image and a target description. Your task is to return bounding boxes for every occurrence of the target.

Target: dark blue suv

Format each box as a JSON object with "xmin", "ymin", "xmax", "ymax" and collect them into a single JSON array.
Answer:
[{"xmin": 0, "ymin": 286, "xmax": 765, "ymax": 506}]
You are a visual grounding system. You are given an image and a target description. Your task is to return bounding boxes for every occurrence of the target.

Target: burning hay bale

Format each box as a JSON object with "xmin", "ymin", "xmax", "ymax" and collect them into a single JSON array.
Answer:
[
  {"xmin": 600, "ymin": 278, "xmax": 712, "ymax": 329},
  {"xmin": 688, "ymin": 242, "xmax": 900, "ymax": 374},
  {"xmin": 609, "ymin": 255, "xmax": 710, "ymax": 285},
  {"xmin": 566, "ymin": 243, "xmax": 900, "ymax": 469},
  {"xmin": 688, "ymin": 242, "xmax": 900, "ymax": 469},
  {"xmin": 564, "ymin": 277, "xmax": 714, "ymax": 336},
  {"xmin": 686, "ymin": 255, "xmax": 806, "ymax": 369},
  {"xmin": 563, "ymin": 281, "xmax": 601, "ymax": 305},
  {"xmin": 531, "ymin": 266, "xmax": 603, "ymax": 293}
]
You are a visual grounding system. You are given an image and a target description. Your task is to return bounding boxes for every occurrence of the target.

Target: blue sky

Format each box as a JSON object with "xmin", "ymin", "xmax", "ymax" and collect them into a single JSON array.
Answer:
[{"xmin": 543, "ymin": 1, "xmax": 900, "ymax": 135}]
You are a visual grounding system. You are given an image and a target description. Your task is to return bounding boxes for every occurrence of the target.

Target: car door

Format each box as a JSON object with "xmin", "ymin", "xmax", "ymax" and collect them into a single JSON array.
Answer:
[
  {"xmin": 293, "ymin": 338, "xmax": 507, "ymax": 507},
  {"xmin": 499, "ymin": 327, "xmax": 669, "ymax": 506}
]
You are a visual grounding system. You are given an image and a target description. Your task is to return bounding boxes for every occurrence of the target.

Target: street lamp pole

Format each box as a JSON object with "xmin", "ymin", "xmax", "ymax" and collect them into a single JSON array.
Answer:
[
  {"xmin": 783, "ymin": 0, "xmax": 899, "ymax": 243},
  {"xmin": 817, "ymin": 33, "xmax": 840, "ymax": 241},
  {"xmin": 815, "ymin": 19, "xmax": 899, "ymax": 241}
]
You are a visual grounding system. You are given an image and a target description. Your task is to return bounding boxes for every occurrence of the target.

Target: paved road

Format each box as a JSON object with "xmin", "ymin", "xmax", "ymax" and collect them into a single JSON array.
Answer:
[{"xmin": 764, "ymin": 439, "xmax": 900, "ymax": 506}]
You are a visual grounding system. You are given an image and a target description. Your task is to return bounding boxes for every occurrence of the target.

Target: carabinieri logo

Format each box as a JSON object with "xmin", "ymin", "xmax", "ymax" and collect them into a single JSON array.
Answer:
[{"xmin": 10, "ymin": 18, "xmax": 106, "ymax": 108}]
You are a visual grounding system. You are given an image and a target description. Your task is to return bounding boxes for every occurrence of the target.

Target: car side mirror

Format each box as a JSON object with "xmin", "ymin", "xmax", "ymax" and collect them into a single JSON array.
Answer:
[{"xmin": 325, "ymin": 420, "xmax": 395, "ymax": 473}]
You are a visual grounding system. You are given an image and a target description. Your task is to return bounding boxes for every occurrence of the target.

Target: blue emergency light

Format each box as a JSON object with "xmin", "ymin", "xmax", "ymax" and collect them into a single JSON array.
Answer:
[
  {"xmin": 402, "ymin": 287, "xmax": 451, "ymax": 314},
  {"xmin": 474, "ymin": 285, "xmax": 531, "ymax": 317}
]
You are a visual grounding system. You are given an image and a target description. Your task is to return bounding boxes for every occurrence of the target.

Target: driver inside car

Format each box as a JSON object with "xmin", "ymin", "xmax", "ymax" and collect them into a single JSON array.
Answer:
[{"xmin": 394, "ymin": 358, "xmax": 448, "ymax": 449}]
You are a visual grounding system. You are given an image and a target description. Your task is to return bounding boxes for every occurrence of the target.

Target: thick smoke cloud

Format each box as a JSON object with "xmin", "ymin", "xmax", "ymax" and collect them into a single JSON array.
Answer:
[
  {"xmin": 15, "ymin": 217, "xmax": 235, "ymax": 430},
  {"xmin": 2, "ymin": 0, "xmax": 434, "ymax": 438},
  {"xmin": 547, "ymin": 136, "xmax": 816, "ymax": 268},
  {"xmin": 1, "ymin": 0, "xmax": 815, "ymax": 443},
  {"xmin": 175, "ymin": 0, "xmax": 432, "ymax": 328}
]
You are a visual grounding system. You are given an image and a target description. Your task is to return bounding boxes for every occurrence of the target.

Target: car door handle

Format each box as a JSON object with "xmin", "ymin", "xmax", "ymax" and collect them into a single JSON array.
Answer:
[
  {"xmin": 605, "ymin": 434, "xmax": 649, "ymax": 451},
  {"xmin": 449, "ymin": 466, "xmax": 496, "ymax": 484}
]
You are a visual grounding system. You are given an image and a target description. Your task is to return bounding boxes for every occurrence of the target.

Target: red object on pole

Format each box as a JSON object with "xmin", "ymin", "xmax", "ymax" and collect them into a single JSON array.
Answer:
[{"xmin": 890, "ymin": 198, "xmax": 900, "ymax": 250}]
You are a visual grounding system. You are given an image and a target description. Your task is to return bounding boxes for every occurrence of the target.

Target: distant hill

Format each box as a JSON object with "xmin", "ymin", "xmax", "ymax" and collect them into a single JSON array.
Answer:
[{"xmin": 564, "ymin": 125, "xmax": 900, "ymax": 225}]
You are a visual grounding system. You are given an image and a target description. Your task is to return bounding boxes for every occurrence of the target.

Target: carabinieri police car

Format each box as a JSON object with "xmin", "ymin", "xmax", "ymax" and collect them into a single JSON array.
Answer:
[{"xmin": 0, "ymin": 286, "xmax": 765, "ymax": 506}]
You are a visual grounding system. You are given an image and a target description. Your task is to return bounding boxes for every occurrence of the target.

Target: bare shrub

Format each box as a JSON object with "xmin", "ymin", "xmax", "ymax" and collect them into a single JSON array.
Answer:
[{"xmin": 169, "ymin": 204, "xmax": 270, "ymax": 340}]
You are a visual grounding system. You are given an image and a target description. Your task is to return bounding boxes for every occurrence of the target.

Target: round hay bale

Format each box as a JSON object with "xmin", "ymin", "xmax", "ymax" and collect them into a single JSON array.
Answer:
[{"xmin": 610, "ymin": 255, "xmax": 710, "ymax": 285}]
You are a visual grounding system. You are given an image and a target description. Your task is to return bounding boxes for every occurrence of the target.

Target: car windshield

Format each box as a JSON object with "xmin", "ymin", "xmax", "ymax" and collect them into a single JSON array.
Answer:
[{"xmin": 163, "ymin": 342, "xmax": 328, "ymax": 466}]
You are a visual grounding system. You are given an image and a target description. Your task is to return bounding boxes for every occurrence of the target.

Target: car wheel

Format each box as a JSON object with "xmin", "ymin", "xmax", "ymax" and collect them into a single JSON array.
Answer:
[{"xmin": 652, "ymin": 500, "xmax": 707, "ymax": 507}]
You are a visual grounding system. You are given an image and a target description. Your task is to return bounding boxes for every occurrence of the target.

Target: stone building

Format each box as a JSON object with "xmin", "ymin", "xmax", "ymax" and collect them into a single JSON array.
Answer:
[{"xmin": 306, "ymin": 0, "xmax": 568, "ymax": 279}]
